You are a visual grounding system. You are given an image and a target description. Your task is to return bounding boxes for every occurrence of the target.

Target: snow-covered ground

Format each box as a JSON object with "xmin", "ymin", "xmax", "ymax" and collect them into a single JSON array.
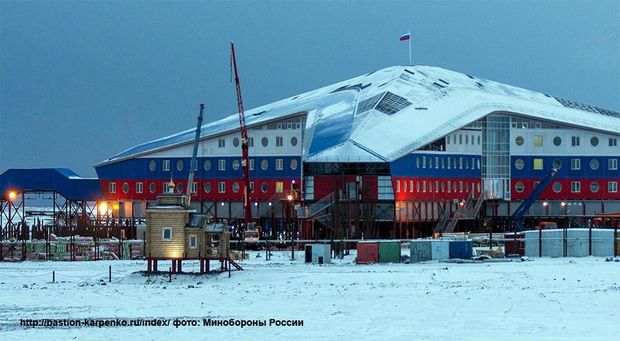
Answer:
[{"xmin": 1, "ymin": 252, "xmax": 619, "ymax": 340}]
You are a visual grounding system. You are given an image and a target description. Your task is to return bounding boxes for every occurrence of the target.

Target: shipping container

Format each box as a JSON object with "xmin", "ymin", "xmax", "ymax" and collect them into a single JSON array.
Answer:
[
  {"xmin": 356, "ymin": 242, "xmax": 379, "ymax": 264},
  {"xmin": 448, "ymin": 240, "xmax": 473, "ymax": 259},
  {"xmin": 378, "ymin": 241, "xmax": 401, "ymax": 263},
  {"xmin": 311, "ymin": 244, "xmax": 331, "ymax": 264},
  {"xmin": 410, "ymin": 240, "xmax": 432, "ymax": 262},
  {"xmin": 430, "ymin": 240, "xmax": 450, "ymax": 260}
]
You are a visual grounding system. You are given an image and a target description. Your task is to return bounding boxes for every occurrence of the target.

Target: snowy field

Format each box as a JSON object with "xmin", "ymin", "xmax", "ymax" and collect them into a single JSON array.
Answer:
[{"xmin": 1, "ymin": 251, "xmax": 619, "ymax": 340}]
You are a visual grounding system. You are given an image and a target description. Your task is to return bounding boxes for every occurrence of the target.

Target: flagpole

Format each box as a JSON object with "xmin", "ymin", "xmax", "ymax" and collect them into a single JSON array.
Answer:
[{"xmin": 409, "ymin": 28, "xmax": 412, "ymax": 65}]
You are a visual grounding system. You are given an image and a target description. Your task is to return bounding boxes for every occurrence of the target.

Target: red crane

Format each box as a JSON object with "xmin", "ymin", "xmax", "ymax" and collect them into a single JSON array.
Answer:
[{"xmin": 230, "ymin": 41, "xmax": 252, "ymax": 239}]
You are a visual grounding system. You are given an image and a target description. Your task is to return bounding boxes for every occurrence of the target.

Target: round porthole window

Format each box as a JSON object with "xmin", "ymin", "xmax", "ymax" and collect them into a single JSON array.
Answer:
[
  {"xmin": 515, "ymin": 136, "xmax": 524, "ymax": 146},
  {"xmin": 291, "ymin": 136, "xmax": 298, "ymax": 147},
  {"xmin": 590, "ymin": 182, "xmax": 599, "ymax": 193},
  {"xmin": 149, "ymin": 160, "xmax": 156, "ymax": 171},
  {"xmin": 232, "ymin": 159, "xmax": 240, "ymax": 171},
  {"xmin": 261, "ymin": 137, "xmax": 269, "ymax": 147},
  {"xmin": 204, "ymin": 160, "xmax": 211, "ymax": 171},
  {"xmin": 552, "ymin": 182, "xmax": 562, "ymax": 193},
  {"xmin": 553, "ymin": 159, "xmax": 562, "ymax": 170},
  {"xmin": 515, "ymin": 182, "xmax": 525, "ymax": 193},
  {"xmin": 261, "ymin": 159, "xmax": 269, "ymax": 170},
  {"xmin": 203, "ymin": 182, "xmax": 211, "ymax": 193},
  {"xmin": 515, "ymin": 159, "xmax": 524, "ymax": 170},
  {"xmin": 122, "ymin": 183, "xmax": 129, "ymax": 194},
  {"xmin": 261, "ymin": 182, "xmax": 268, "ymax": 193},
  {"xmin": 553, "ymin": 136, "xmax": 562, "ymax": 146},
  {"xmin": 290, "ymin": 159, "xmax": 298, "ymax": 170},
  {"xmin": 590, "ymin": 159, "xmax": 599, "ymax": 170},
  {"xmin": 591, "ymin": 137, "xmax": 599, "ymax": 146},
  {"xmin": 149, "ymin": 183, "xmax": 156, "ymax": 193},
  {"xmin": 176, "ymin": 183, "xmax": 184, "ymax": 193},
  {"xmin": 176, "ymin": 160, "xmax": 184, "ymax": 171},
  {"xmin": 232, "ymin": 182, "xmax": 240, "ymax": 193},
  {"xmin": 233, "ymin": 137, "xmax": 240, "ymax": 147}
]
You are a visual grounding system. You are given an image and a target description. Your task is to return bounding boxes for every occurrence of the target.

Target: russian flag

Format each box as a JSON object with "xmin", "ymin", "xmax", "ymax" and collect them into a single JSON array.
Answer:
[{"xmin": 399, "ymin": 32, "xmax": 411, "ymax": 41}]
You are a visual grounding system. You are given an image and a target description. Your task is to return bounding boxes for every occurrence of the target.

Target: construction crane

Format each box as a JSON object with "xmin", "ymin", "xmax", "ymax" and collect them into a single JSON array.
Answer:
[
  {"xmin": 510, "ymin": 168, "xmax": 558, "ymax": 231},
  {"xmin": 185, "ymin": 103, "xmax": 205, "ymax": 207},
  {"xmin": 230, "ymin": 41, "xmax": 252, "ymax": 242}
]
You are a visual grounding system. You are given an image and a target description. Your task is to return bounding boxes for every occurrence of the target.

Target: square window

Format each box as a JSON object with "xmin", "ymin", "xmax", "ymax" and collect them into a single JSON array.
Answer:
[
  {"xmin": 609, "ymin": 181, "xmax": 618, "ymax": 193},
  {"xmin": 218, "ymin": 139, "xmax": 225, "ymax": 148},
  {"xmin": 163, "ymin": 160, "xmax": 170, "ymax": 171},
  {"xmin": 571, "ymin": 181, "xmax": 581, "ymax": 193},
  {"xmin": 218, "ymin": 159, "xmax": 226, "ymax": 171},
  {"xmin": 276, "ymin": 136, "xmax": 283, "ymax": 147},
  {"xmin": 571, "ymin": 158, "xmax": 581, "ymax": 170},
  {"xmin": 571, "ymin": 136, "xmax": 580, "ymax": 146},
  {"xmin": 533, "ymin": 158, "xmax": 544, "ymax": 170},
  {"xmin": 218, "ymin": 182, "xmax": 226, "ymax": 193},
  {"xmin": 609, "ymin": 159, "xmax": 618, "ymax": 171},
  {"xmin": 136, "ymin": 182, "xmax": 143, "ymax": 194},
  {"xmin": 249, "ymin": 137, "xmax": 254, "ymax": 147},
  {"xmin": 162, "ymin": 227, "xmax": 172, "ymax": 241},
  {"xmin": 191, "ymin": 182, "xmax": 197, "ymax": 193},
  {"xmin": 275, "ymin": 181, "xmax": 284, "ymax": 193},
  {"xmin": 609, "ymin": 138, "xmax": 618, "ymax": 147},
  {"xmin": 533, "ymin": 135, "xmax": 543, "ymax": 147},
  {"xmin": 189, "ymin": 235, "xmax": 197, "ymax": 249},
  {"xmin": 109, "ymin": 182, "xmax": 116, "ymax": 193},
  {"xmin": 275, "ymin": 159, "xmax": 284, "ymax": 170}
]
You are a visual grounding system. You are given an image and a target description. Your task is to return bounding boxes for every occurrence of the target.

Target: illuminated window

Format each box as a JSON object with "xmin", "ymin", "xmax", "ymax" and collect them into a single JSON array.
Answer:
[
  {"xmin": 276, "ymin": 181, "xmax": 284, "ymax": 193},
  {"xmin": 533, "ymin": 158, "xmax": 543, "ymax": 170},
  {"xmin": 533, "ymin": 135, "xmax": 543, "ymax": 147}
]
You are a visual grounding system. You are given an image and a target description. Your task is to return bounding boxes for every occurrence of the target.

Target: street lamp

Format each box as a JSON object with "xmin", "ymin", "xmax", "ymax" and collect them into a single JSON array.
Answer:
[
  {"xmin": 543, "ymin": 201, "xmax": 549, "ymax": 216},
  {"xmin": 8, "ymin": 191, "xmax": 17, "ymax": 201},
  {"xmin": 287, "ymin": 194, "xmax": 295, "ymax": 260}
]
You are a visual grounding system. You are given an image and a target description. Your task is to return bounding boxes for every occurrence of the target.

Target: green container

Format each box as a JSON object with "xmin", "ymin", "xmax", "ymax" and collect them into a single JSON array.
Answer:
[{"xmin": 378, "ymin": 241, "xmax": 401, "ymax": 263}]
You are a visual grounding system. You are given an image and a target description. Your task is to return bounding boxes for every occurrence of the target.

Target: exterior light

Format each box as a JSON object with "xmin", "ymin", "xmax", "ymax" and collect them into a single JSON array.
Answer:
[
  {"xmin": 542, "ymin": 201, "xmax": 548, "ymax": 207},
  {"xmin": 8, "ymin": 191, "xmax": 17, "ymax": 201},
  {"xmin": 98, "ymin": 202, "xmax": 108, "ymax": 215},
  {"xmin": 561, "ymin": 201, "xmax": 566, "ymax": 207},
  {"xmin": 268, "ymin": 202, "xmax": 272, "ymax": 206},
  {"xmin": 254, "ymin": 202, "xmax": 258, "ymax": 206},
  {"xmin": 287, "ymin": 194, "xmax": 293, "ymax": 201},
  {"xmin": 459, "ymin": 200, "xmax": 465, "ymax": 207},
  {"xmin": 220, "ymin": 202, "xmax": 225, "ymax": 206},
  {"xmin": 291, "ymin": 180, "xmax": 296, "ymax": 184}
]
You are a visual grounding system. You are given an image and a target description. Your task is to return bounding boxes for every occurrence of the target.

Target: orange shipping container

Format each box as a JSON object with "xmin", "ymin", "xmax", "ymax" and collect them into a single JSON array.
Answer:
[{"xmin": 356, "ymin": 242, "xmax": 378, "ymax": 264}]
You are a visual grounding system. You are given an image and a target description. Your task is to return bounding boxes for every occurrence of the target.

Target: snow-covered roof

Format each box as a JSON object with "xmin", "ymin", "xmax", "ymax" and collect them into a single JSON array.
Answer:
[{"xmin": 97, "ymin": 65, "xmax": 620, "ymax": 166}]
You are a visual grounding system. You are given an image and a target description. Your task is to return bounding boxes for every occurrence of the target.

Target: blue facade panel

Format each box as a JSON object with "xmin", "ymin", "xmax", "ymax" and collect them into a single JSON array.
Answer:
[
  {"xmin": 390, "ymin": 153, "xmax": 482, "ymax": 178},
  {"xmin": 0, "ymin": 169, "xmax": 103, "ymax": 201},
  {"xmin": 511, "ymin": 155, "xmax": 620, "ymax": 179}
]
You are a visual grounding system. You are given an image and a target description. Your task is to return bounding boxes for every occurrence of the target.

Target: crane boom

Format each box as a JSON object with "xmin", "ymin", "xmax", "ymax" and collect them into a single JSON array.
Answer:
[
  {"xmin": 510, "ymin": 168, "xmax": 558, "ymax": 231},
  {"xmin": 185, "ymin": 103, "xmax": 205, "ymax": 207},
  {"xmin": 230, "ymin": 41, "xmax": 252, "ymax": 234}
]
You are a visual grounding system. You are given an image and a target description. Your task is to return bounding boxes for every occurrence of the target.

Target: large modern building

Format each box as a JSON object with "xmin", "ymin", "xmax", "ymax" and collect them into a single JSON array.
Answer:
[{"xmin": 94, "ymin": 65, "xmax": 620, "ymax": 239}]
